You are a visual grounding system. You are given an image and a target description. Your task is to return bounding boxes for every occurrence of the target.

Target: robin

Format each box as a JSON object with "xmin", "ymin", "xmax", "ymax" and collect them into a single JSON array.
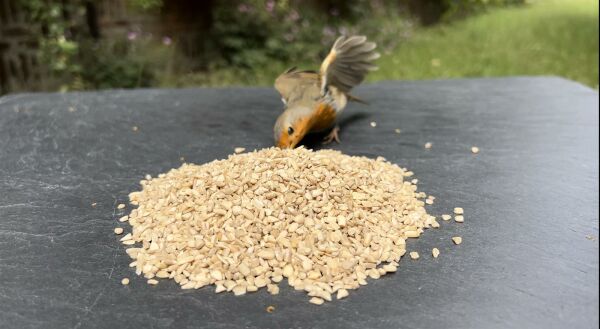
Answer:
[{"xmin": 273, "ymin": 35, "xmax": 379, "ymax": 148}]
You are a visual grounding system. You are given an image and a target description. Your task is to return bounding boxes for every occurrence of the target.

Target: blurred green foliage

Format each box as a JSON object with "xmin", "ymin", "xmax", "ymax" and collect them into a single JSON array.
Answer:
[
  {"xmin": 371, "ymin": 0, "xmax": 599, "ymax": 88},
  {"xmin": 19, "ymin": 0, "xmax": 417, "ymax": 91},
  {"xmin": 130, "ymin": 0, "xmax": 163, "ymax": 10},
  {"xmin": 442, "ymin": 0, "xmax": 526, "ymax": 20},
  {"xmin": 21, "ymin": 0, "xmax": 82, "ymax": 87},
  {"xmin": 207, "ymin": 1, "xmax": 406, "ymax": 69},
  {"xmin": 11, "ymin": 0, "xmax": 597, "ymax": 93},
  {"xmin": 76, "ymin": 39, "xmax": 157, "ymax": 89}
]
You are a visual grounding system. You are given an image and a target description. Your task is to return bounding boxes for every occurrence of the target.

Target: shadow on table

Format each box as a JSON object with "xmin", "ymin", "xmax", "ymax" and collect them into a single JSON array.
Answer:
[{"xmin": 299, "ymin": 112, "xmax": 369, "ymax": 149}]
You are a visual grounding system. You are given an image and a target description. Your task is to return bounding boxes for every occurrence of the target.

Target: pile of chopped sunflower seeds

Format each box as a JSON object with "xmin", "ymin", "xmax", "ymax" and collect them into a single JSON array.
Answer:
[{"xmin": 120, "ymin": 147, "xmax": 459, "ymax": 304}]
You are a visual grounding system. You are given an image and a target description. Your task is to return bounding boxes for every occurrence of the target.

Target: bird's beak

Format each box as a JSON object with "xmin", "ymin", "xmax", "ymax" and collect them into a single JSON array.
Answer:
[{"xmin": 276, "ymin": 137, "xmax": 297, "ymax": 149}]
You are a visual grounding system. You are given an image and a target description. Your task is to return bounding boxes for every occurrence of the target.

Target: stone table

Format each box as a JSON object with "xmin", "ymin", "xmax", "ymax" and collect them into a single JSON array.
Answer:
[{"xmin": 0, "ymin": 77, "xmax": 598, "ymax": 329}]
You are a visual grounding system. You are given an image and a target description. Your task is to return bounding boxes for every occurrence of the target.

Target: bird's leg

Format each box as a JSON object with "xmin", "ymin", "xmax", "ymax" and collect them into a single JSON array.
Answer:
[{"xmin": 322, "ymin": 125, "xmax": 341, "ymax": 144}]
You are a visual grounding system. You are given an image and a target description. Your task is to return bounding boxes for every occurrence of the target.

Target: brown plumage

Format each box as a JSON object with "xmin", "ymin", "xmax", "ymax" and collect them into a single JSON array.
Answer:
[{"xmin": 273, "ymin": 35, "xmax": 379, "ymax": 148}]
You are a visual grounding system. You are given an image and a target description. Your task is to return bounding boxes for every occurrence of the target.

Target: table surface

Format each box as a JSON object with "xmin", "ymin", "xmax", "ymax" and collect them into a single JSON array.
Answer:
[{"xmin": 0, "ymin": 77, "xmax": 598, "ymax": 329}]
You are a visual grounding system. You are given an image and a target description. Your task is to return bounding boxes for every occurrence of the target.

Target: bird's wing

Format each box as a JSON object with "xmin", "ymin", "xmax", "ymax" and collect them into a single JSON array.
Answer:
[
  {"xmin": 319, "ymin": 35, "xmax": 379, "ymax": 96},
  {"xmin": 274, "ymin": 67, "xmax": 320, "ymax": 106}
]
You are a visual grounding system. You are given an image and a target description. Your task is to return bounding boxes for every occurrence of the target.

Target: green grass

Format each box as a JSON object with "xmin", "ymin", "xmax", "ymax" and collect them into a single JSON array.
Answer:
[
  {"xmin": 163, "ymin": 0, "xmax": 598, "ymax": 88},
  {"xmin": 370, "ymin": 0, "xmax": 599, "ymax": 87}
]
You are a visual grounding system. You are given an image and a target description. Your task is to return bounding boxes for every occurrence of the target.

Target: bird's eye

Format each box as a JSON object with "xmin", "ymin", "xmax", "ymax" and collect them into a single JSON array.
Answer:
[{"xmin": 288, "ymin": 127, "xmax": 294, "ymax": 135}]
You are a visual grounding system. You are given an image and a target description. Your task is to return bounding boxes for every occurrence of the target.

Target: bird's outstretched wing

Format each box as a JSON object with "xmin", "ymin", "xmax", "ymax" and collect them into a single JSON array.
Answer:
[
  {"xmin": 274, "ymin": 67, "xmax": 319, "ymax": 106},
  {"xmin": 319, "ymin": 35, "xmax": 379, "ymax": 96}
]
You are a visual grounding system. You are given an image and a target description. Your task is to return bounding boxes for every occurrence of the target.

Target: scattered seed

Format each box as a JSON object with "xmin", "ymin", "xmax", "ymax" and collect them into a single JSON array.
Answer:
[
  {"xmin": 309, "ymin": 297, "xmax": 325, "ymax": 305},
  {"xmin": 382, "ymin": 264, "xmax": 397, "ymax": 272},
  {"xmin": 266, "ymin": 305, "xmax": 276, "ymax": 313},
  {"xmin": 114, "ymin": 227, "xmax": 124, "ymax": 235},
  {"xmin": 258, "ymin": 249, "xmax": 275, "ymax": 260},
  {"xmin": 147, "ymin": 279, "xmax": 159, "ymax": 285},
  {"xmin": 452, "ymin": 237, "xmax": 463, "ymax": 245},
  {"xmin": 267, "ymin": 284, "xmax": 280, "ymax": 295},
  {"xmin": 215, "ymin": 284, "xmax": 226, "ymax": 293},
  {"xmin": 180, "ymin": 157, "xmax": 185, "ymax": 161},
  {"xmin": 405, "ymin": 231, "xmax": 420, "ymax": 238},
  {"xmin": 432, "ymin": 248, "xmax": 440, "ymax": 258},
  {"xmin": 117, "ymin": 204, "xmax": 126, "ymax": 209},
  {"xmin": 441, "ymin": 214, "xmax": 451, "ymax": 221},
  {"xmin": 370, "ymin": 121, "xmax": 377, "ymax": 127},
  {"xmin": 121, "ymin": 278, "xmax": 130, "ymax": 285},
  {"xmin": 119, "ymin": 215, "xmax": 129, "ymax": 222},
  {"xmin": 425, "ymin": 198, "xmax": 434, "ymax": 205},
  {"xmin": 454, "ymin": 215, "xmax": 464, "ymax": 223},
  {"xmin": 132, "ymin": 126, "xmax": 139, "ymax": 132},
  {"xmin": 282, "ymin": 264, "xmax": 294, "ymax": 278},
  {"xmin": 210, "ymin": 270, "xmax": 223, "ymax": 281},
  {"xmin": 585, "ymin": 235, "xmax": 595, "ymax": 241},
  {"xmin": 471, "ymin": 146, "xmax": 480, "ymax": 154},
  {"xmin": 234, "ymin": 147, "xmax": 246, "ymax": 154},
  {"xmin": 68, "ymin": 106, "xmax": 76, "ymax": 112},
  {"xmin": 91, "ymin": 202, "xmax": 97, "ymax": 207},
  {"xmin": 424, "ymin": 142, "xmax": 432, "ymax": 149},
  {"xmin": 368, "ymin": 269, "xmax": 381, "ymax": 279},
  {"xmin": 224, "ymin": 281, "xmax": 236, "ymax": 291},
  {"xmin": 394, "ymin": 128, "xmax": 401, "ymax": 134},
  {"xmin": 453, "ymin": 207, "xmax": 464, "ymax": 215},
  {"xmin": 120, "ymin": 233, "xmax": 132, "ymax": 241},
  {"xmin": 233, "ymin": 285, "xmax": 246, "ymax": 296},
  {"xmin": 410, "ymin": 251, "xmax": 420, "ymax": 260},
  {"xmin": 336, "ymin": 289, "xmax": 349, "ymax": 299}
]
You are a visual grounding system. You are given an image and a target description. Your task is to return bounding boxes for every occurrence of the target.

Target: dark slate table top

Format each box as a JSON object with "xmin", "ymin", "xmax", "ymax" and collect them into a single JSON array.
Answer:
[{"xmin": 0, "ymin": 77, "xmax": 598, "ymax": 329}]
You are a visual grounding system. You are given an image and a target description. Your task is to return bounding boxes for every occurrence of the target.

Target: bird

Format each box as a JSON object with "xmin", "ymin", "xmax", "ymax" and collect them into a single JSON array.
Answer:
[{"xmin": 273, "ymin": 35, "xmax": 379, "ymax": 149}]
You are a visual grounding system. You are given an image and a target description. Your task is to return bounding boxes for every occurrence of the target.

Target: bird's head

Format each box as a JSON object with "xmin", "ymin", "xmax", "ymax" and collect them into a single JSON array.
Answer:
[{"xmin": 274, "ymin": 107, "xmax": 312, "ymax": 149}]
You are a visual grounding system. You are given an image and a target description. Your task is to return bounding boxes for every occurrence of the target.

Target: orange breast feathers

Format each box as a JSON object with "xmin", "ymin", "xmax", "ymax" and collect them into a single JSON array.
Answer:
[{"xmin": 309, "ymin": 103, "xmax": 337, "ymax": 132}]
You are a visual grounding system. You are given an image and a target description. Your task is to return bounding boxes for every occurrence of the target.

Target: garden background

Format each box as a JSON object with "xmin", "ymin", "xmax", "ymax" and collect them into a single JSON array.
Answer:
[{"xmin": 0, "ymin": 0, "xmax": 597, "ymax": 95}]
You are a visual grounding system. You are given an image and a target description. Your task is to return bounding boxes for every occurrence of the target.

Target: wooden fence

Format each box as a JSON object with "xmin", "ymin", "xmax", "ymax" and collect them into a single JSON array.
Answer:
[
  {"xmin": 0, "ymin": 0, "xmax": 210, "ymax": 94},
  {"xmin": 0, "ymin": 0, "xmax": 45, "ymax": 94}
]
